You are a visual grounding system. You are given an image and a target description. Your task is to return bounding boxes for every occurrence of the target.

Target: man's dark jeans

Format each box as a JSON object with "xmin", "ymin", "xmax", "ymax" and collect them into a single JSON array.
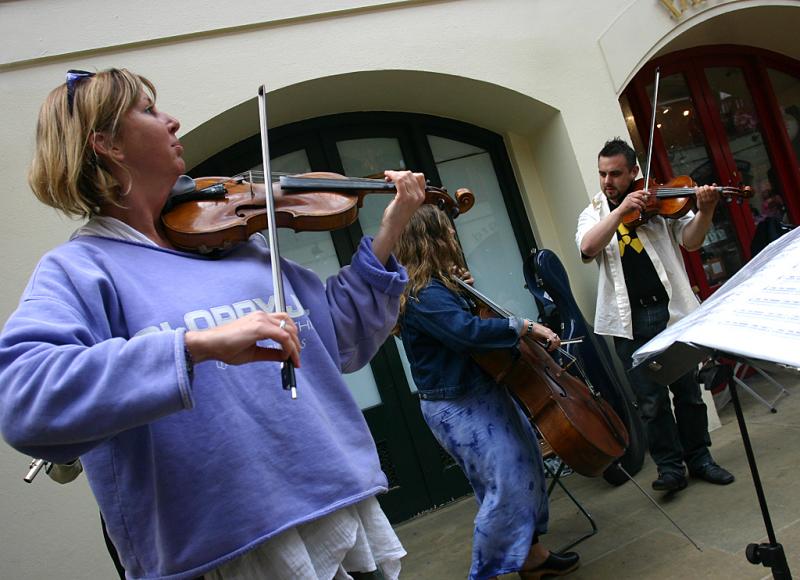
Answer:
[{"xmin": 614, "ymin": 301, "xmax": 712, "ymax": 476}]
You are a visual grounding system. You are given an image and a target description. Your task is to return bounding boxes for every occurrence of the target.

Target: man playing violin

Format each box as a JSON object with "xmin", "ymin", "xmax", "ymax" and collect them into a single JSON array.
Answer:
[{"xmin": 575, "ymin": 138, "xmax": 734, "ymax": 493}]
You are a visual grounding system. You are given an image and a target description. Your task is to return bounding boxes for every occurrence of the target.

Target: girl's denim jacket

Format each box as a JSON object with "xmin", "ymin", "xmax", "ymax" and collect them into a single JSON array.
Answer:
[{"xmin": 399, "ymin": 280, "xmax": 522, "ymax": 400}]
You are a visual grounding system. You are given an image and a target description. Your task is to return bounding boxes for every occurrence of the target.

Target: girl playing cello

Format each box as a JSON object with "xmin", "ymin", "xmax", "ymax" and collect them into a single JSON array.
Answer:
[{"xmin": 395, "ymin": 205, "xmax": 580, "ymax": 580}]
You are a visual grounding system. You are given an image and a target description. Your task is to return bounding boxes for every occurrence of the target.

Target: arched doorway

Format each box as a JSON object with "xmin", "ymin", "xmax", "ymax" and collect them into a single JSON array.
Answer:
[{"xmin": 622, "ymin": 45, "xmax": 800, "ymax": 298}]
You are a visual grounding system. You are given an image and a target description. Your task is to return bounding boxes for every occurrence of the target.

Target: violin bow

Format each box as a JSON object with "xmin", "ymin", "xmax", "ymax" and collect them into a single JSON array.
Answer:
[
  {"xmin": 616, "ymin": 66, "xmax": 702, "ymax": 552},
  {"xmin": 643, "ymin": 67, "xmax": 661, "ymax": 191},
  {"xmin": 257, "ymin": 85, "xmax": 297, "ymax": 399}
]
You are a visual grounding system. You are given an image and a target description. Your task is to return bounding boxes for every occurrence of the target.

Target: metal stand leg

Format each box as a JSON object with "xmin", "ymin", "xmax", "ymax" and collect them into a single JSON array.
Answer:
[
  {"xmin": 729, "ymin": 380, "xmax": 792, "ymax": 579},
  {"xmin": 543, "ymin": 460, "xmax": 598, "ymax": 553},
  {"xmin": 732, "ymin": 363, "xmax": 789, "ymax": 413}
]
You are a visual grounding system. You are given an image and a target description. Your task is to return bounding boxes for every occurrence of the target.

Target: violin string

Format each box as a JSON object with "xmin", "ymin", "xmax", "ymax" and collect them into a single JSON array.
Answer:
[
  {"xmin": 232, "ymin": 170, "xmax": 288, "ymax": 182},
  {"xmin": 654, "ymin": 187, "xmax": 742, "ymax": 193},
  {"xmin": 239, "ymin": 170, "xmax": 387, "ymax": 184},
  {"xmin": 653, "ymin": 187, "xmax": 745, "ymax": 200}
]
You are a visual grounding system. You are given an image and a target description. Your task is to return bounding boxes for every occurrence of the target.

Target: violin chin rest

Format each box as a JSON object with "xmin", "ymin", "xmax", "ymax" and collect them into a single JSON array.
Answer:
[{"xmin": 170, "ymin": 175, "xmax": 197, "ymax": 196}]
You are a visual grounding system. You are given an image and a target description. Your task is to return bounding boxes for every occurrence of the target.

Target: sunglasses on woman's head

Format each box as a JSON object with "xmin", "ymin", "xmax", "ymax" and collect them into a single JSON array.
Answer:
[{"xmin": 66, "ymin": 69, "xmax": 96, "ymax": 115}]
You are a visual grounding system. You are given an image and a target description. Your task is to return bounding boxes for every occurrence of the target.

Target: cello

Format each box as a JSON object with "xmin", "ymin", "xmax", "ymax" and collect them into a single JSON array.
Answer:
[
  {"xmin": 455, "ymin": 278, "xmax": 703, "ymax": 550},
  {"xmin": 522, "ymin": 247, "xmax": 647, "ymax": 485},
  {"xmin": 453, "ymin": 277, "xmax": 629, "ymax": 478}
]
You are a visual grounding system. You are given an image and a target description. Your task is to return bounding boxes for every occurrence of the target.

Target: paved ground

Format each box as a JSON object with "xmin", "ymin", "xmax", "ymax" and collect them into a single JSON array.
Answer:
[{"xmin": 394, "ymin": 370, "xmax": 799, "ymax": 579}]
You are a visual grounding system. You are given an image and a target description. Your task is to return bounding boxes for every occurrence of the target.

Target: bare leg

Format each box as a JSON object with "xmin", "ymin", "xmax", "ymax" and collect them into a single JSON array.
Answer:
[{"xmin": 521, "ymin": 542, "xmax": 550, "ymax": 569}]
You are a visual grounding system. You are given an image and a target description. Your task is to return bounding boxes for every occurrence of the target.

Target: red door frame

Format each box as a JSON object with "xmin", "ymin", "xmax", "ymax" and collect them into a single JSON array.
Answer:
[{"xmin": 623, "ymin": 45, "xmax": 800, "ymax": 299}]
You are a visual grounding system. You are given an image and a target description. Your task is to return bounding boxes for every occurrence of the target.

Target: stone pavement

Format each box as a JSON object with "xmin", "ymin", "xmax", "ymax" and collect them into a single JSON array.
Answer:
[{"xmin": 394, "ymin": 370, "xmax": 799, "ymax": 579}]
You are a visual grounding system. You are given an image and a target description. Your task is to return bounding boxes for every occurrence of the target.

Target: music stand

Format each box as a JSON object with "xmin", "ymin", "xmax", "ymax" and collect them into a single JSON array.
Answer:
[
  {"xmin": 631, "ymin": 226, "xmax": 800, "ymax": 579},
  {"xmin": 642, "ymin": 345, "xmax": 793, "ymax": 579}
]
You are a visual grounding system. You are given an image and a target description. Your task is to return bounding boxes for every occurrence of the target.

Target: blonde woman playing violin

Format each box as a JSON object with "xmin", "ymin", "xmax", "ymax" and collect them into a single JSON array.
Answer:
[{"xmin": 0, "ymin": 68, "xmax": 426, "ymax": 580}]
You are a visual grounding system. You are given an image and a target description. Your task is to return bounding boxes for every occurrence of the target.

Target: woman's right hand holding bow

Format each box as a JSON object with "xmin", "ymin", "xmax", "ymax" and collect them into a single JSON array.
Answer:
[{"xmin": 184, "ymin": 312, "xmax": 301, "ymax": 367}]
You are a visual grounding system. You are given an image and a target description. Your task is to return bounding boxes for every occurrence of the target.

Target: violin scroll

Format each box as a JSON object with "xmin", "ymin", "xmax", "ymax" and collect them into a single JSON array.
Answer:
[{"xmin": 452, "ymin": 187, "xmax": 475, "ymax": 217}]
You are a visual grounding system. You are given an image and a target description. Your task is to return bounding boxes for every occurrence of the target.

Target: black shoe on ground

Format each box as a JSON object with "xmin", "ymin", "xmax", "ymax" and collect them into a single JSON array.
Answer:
[
  {"xmin": 689, "ymin": 462, "xmax": 735, "ymax": 485},
  {"xmin": 519, "ymin": 551, "xmax": 580, "ymax": 579},
  {"xmin": 652, "ymin": 471, "xmax": 688, "ymax": 492}
]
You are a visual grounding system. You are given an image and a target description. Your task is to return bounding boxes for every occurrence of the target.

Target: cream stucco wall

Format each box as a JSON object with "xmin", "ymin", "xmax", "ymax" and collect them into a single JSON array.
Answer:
[{"xmin": 1, "ymin": 1, "xmax": 797, "ymax": 578}]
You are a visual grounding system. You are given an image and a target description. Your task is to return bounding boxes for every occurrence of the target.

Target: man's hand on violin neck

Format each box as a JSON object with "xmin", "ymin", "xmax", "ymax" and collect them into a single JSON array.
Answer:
[{"xmin": 695, "ymin": 184, "xmax": 720, "ymax": 213}]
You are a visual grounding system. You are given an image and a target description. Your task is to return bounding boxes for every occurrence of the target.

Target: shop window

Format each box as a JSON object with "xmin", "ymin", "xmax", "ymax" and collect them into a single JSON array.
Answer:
[
  {"xmin": 645, "ymin": 72, "xmax": 745, "ymax": 290},
  {"xmin": 623, "ymin": 47, "xmax": 800, "ymax": 298},
  {"xmin": 705, "ymin": 67, "xmax": 783, "ymax": 227},
  {"xmin": 768, "ymin": 68, "xmax": 800, "ymax": 182}
]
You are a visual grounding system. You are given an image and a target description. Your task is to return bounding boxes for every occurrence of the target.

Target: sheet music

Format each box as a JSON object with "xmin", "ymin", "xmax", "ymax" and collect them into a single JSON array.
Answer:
[{"xmin": 633, "ymin": 225, "xmax": 800, "ymax": 369}]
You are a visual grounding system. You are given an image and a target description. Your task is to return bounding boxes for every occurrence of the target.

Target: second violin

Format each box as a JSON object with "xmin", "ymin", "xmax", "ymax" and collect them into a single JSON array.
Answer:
[
  {"xmin": 161, "ymin": 172, "xmax": 475, "ymax": 253},
  {"xmin": 622, "ymin": 175, "xmax": 753, "ymax": 228}
]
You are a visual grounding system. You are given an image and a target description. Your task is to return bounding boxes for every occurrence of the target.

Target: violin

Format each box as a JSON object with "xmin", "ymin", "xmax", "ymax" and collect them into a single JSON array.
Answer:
[
  {"xmin": 622, "ymin": 175, "xmax": 753, "ymax": 228},
  {"xmin": 453, "ymin": 277, "xmax": 629, "ymax": 477},
  {"xmin": 161, "ymin": 172, "xmax": 475, "ymax": 253}
]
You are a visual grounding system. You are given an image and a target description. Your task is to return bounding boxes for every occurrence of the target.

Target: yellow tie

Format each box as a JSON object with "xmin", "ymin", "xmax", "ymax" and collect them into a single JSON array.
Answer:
[{"xmin": 618, "ymin": 223, "xmax": 644, "ymax": 256}]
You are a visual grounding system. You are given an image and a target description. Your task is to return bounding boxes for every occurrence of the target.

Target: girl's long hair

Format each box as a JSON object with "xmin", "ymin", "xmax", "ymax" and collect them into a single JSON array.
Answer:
[{"xmin": 395, "ymin": 205, "xmax": 467, "ymax": 322}]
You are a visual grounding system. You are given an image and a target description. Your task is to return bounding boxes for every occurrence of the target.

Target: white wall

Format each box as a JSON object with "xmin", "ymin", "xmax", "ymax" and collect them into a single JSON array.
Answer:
[
  {"xmin": 0, "ymin": 1, "xmax": 794, "ymax": 577},
  {"xmin": 0, "ymin": 0, "xmax": 638, "ymax": 321}
]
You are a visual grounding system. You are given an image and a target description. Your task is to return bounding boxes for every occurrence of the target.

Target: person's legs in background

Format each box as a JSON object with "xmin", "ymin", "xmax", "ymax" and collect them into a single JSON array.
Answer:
[{"xmin": 615, "ymin": 303, "xmax": 687, "ymax": 492}]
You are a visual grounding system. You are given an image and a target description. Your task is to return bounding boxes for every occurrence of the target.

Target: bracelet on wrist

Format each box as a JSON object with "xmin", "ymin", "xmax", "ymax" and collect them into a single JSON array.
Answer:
[
  {"xmin": 526, "ymin": 320, "xmax": 534, "ymax": 336},
  {"xmin": 184, "ymin": 344, "xmax": 195, "ymax": 381}
]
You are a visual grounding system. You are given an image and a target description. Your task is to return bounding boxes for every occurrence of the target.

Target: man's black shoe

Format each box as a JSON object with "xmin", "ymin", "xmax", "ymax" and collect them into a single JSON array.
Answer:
[
  {"xmin": 689, "ymin": 462, "xmax": 735, "ymax": 485},
  {"xmin": 652, "ymin": 471, "xmax": 688, "ymax": 492}
]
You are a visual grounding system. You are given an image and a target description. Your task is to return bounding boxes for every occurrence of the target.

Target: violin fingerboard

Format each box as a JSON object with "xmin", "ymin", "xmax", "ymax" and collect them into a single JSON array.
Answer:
[{"xmin": 279, "ymin": 176, "xmax": 393, "ymax": 191}]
